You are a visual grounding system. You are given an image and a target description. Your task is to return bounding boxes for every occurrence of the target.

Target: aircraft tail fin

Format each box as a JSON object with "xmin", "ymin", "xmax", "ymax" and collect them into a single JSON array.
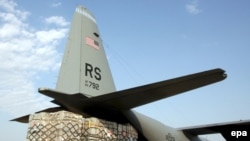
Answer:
[{"xmin": 56, "ymin": 6, "xmax": 116, "ymax": 97}]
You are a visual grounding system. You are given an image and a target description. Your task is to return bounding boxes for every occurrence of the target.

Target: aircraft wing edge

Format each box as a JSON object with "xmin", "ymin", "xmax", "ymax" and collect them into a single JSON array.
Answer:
[{"xmin": 180, "ymin": 120, "xmax": 250, "ymax": 140}]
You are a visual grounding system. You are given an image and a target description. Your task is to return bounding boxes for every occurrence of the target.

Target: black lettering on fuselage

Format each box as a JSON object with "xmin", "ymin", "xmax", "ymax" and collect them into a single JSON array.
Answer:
[{"xmin": 85, "ymin": 63, "xmax": 101, "ymax": 81}]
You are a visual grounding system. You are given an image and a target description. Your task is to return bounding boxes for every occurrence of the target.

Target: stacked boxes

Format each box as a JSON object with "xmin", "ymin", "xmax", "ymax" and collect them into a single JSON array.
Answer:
[{"xmin": 26, "ymin": 111, "xmax": 138, "ymax": 141}]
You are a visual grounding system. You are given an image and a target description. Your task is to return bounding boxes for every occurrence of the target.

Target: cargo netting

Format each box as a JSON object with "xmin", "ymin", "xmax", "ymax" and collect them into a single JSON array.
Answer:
[{"xmin": 26, "ymin": 111, "xmax": 138, "ymax": 141}]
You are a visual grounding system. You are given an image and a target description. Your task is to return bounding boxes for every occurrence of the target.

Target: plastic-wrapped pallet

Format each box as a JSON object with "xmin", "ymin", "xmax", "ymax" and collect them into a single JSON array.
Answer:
[{"xmin": 26, "ymin": 111, "xmax": 138, "ymax": 141}]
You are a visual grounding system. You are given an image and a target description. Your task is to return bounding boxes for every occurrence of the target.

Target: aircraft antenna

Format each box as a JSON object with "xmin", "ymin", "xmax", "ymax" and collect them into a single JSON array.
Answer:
[{"xmin": 103, "ymin": 41, "xmax": 148, "ymax": 89}]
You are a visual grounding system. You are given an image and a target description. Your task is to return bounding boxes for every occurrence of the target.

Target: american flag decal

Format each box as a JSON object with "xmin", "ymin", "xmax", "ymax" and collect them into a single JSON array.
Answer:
[{"xmin": 86, "ymin": 37, "xmax": 100, "ymax": 50}]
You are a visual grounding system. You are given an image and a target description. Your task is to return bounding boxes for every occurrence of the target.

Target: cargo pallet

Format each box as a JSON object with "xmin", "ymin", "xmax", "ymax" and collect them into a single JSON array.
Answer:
[{"xmin": 26, "ymin": 111, "xmax": 138, "ymax": 141}]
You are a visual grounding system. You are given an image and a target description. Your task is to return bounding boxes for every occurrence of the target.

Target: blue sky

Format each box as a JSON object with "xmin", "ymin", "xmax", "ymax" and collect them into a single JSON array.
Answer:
[{"xmin": 0, "ymin": 0, "xmax": 250, "ymax": 140}]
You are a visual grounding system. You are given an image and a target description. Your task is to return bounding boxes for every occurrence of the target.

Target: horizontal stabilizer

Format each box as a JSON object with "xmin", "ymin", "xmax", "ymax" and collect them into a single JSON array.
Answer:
[{"xmin": 13, "ymin": 68, "xmax": 226, "ymax": 123}]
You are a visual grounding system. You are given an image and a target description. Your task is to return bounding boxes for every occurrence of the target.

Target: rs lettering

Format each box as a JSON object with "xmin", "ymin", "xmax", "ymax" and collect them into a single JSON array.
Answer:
[{"xmin": 85, "ymin": 63, "xmax": 101, "ymax": 81}]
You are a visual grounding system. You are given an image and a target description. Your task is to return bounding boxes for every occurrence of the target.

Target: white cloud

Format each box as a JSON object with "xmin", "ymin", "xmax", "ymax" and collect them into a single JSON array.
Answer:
[
  {"xmin": 51, "ymin": 2, "xmax": 62, "ymax": 8},
  {"xmin": 36, "ymin": 28, "xmax": 68, "ymax": 44},
  {"xmin": 45, "ymin": 16, "xmax": 69, "ymax": 27},
  {"xmin": 0, "ymin": 0, "xmax": 69, "ymax": 117},
  {"xmin": 0, "ymin": 0, "xmax": 17, "ymax": 12},
  {"xmin": 185, "ymin": 0, "xmax": 202, "ymax": 15}
]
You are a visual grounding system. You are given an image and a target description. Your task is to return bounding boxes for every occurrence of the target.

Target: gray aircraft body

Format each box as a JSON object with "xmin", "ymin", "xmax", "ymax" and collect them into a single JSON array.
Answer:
[{"xmin": 13, "ymin": 6, "xmax": 250, "ymax": 141}]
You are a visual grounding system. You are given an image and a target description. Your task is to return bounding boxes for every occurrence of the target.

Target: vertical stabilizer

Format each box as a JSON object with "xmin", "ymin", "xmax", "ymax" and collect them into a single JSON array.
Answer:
[{"xmin": 56, "ymin": 6, "xmax": 116, "ymax": 97}]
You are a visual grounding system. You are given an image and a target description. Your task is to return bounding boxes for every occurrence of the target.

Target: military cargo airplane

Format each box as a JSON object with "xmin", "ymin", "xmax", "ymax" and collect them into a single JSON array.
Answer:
[{"xmin": 12, "ymin": 6, "xmax": 249, "ymax": 141}]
